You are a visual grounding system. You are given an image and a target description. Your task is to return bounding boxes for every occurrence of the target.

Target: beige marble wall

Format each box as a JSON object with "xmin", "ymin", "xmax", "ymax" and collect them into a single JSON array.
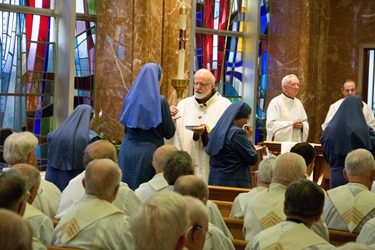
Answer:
[
  {"xmin": 267, "ymin": 0, "xmax": 375, "ymax": 143},
  {"xmin": 93, "ymin": 0, "xmax": 191, "ymax": 143}
]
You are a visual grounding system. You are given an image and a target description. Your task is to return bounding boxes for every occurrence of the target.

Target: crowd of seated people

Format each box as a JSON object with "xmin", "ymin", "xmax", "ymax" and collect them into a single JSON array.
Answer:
[{"xmin": 3, "ymin": 121, "xmax": 375, "ymax": 249}]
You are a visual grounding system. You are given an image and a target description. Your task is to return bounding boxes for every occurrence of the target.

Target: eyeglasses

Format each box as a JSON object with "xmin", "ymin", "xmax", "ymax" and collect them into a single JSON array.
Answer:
[
  {"xmin": 193, "ymin": 82, "xmax": 210, "ymax": 88},
  {"xmin": 37, "ymin": 188, "xmax": 43, "ymax": 195}
]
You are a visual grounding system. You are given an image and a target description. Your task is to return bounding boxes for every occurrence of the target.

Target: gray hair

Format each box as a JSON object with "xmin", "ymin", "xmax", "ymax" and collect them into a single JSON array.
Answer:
[
  {"xmin": 257, "ymin": 157, "xmax": 275, "ymax": 184},
  {"xmin": 0, "ymin": 169, "xmax": 27, "ymax": 211},
  {"xmin": 163, "ymin": 150, "xmax": 194, "ymax": 185},
  {"xmin": 184, "ymin": 196, "xmax": 209, "ymax": 230},
  {"xmin": 130, "ymin": 192, "xmax": 189, "ymax": 250},
  {"xmin": 12, "ymin": 164, "xmax": 41, "ymax": 191},
  {"xmin": 84, "ymin": 159, "xmax": 121, "ymax": 199},
  {"xmin": 272, "ymin": 152, "xmax": 306, "ymax": 184},
  {"xmin": 281, "ymin": 74, "xmax": 298, "ymax": 87},
  {"xmin": 174, "ymin": 175, "xmax": 208, "ymax": 201},
  {"xmin": 3, "ymin": 132, "xmax": 38, "ymax": 165},
  {"xmin": 345, "ymin": 148, "xmax": 375, "ymax": 177}
]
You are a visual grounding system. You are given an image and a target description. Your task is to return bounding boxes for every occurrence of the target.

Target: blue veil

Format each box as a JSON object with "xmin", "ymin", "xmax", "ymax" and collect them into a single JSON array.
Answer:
[
  {"xmin": 206, "ymin": 101, "xmax": 251, "ymax": 156},
  {"xmin": 120, "ymin": 63, "xmax": 162, "ymax": 130},
  {"xmin": 47, "ymin": 104, "xmax": 92, "ymax": 170},
  {"xmin": 321, "ymin": 95, "xmax": 373, "ymax": 155}
]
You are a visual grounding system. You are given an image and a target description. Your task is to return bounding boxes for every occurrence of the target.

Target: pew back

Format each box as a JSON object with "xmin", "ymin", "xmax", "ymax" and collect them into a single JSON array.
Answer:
[{"xmin": 208, "ymin": 185, "xmax": 250, "ymax": 202}]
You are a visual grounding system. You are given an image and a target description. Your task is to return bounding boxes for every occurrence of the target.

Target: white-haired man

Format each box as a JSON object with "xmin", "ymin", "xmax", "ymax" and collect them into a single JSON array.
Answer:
[
  {"xmin": 266, "ymin": 74, "xmax": 309, "ymax": 142},
  {"xmin": 170, "ymin": 68, "xmax": 231, "ymax": 183},
  {"xmin": 323, "ymin": 148, "xmax": 375, "ymax": 233}
]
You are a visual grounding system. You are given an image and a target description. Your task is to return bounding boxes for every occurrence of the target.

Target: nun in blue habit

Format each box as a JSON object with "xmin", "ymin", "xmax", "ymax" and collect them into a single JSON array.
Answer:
[
  {"xmin": 46, "ymin": 104, "xmax": 100, "ymax": 191},
  {"xmin": 321, "ymin": 95, "xmax": 375, "ymax": 189},
  {"xmin": 206, "ymin": 101, "xmax": 258, "ymax": 188},
  {"xmin": 118, "ymin": 63, "xmax": 175, "ymax": 190}
]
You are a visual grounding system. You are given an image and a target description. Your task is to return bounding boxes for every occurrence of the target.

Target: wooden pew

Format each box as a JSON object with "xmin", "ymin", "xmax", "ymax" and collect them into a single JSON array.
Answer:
[
  {"xmin": 210, "ymin": 200, "xmax": 232, "ymax": 217},
  {"xmin": 224, "ymin": 217, "xmax": 245, "ymax": 240},
  {"xmin": 328, "ymin": 229, "xmax": 358, "ymax": 247},
  {"xmin": 232, "ymin": 239, "xmax": 248, "ymax": 250},
  {"xmin": 208, "ymin": 185, "xmax": 250, "ymax": 202}
]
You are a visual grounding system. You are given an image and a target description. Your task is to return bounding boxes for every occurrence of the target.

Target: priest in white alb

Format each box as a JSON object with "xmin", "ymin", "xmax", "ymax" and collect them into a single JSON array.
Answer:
[
  {"xmin": 266, "ymin": 74, "xmax": 309, "ymax": 142},
  {"xmin": 170, "ymin": 68, "xmax": 231, "ymax": 183}
]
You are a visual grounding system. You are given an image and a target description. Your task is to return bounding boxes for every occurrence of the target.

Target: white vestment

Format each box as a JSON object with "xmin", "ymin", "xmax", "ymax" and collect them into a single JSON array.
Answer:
[
  {"xmin": 357, "ymin": 217, "xmax": 375, "ymax": 245},
  {"xmin": 243, "ymin": 183, "xmax": 329, "ymax": 242},
  {"xmin": 135, "ymin": 172, "xmax": 169, "ymax": 203},
  {"xmin": 266, "ymin": 94, "xmax": 309, "ymax": 142},
  {"xmin": 32, "ymin": 179, "xmax": 61, "ymax": 218},
  {"xmin": 55, "ymin": 171, "xmax": 141, "ymax": 218},
  {"xmin": 230, "ymin": 186, "xmax": 267, "ymax": 219},
  {"xmin": 323, "ymin": 183, "xmax": 375, "ymax": 233},
  {"xmin": 247, "ymin": 221, "xmax": 335, "ymax": 250},
  {"xmin": 24, "ymin": 203, "xmax": 54, "ymax": 244},
  {"xmin": 203, "ymin": 223, "xmax": 235, "ymax": 250},
  {"xmin": 172, "ymin": 92, "xmax": 231, "ymax": 182},
  {"xmin": 32, "ymin": 237, "xmax": 47, "ymax": 250},
  {"xmin": 207, "ymin": 200, "xmax": 233, "ymax": 239},
  {"xmin": 322, "ymin": 98, "xmax": 375, "ymax": 130},
  {"xmin": 52, "ymin": 195, "xmax": 133, "ymax": 249}
]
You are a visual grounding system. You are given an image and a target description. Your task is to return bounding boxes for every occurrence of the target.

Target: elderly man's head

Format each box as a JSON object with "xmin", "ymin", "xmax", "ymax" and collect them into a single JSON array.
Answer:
[
  {"xmin": 344, "ymin": 148, "xmax": 375, "ymax": 189},
  {"xmin": 281, "ymin": 74, "xmax": 300, "ymax": 99},
  {"xmin": 3, "ymin": 132, "xmax": 38, "ymax": 166},
  {"xmin": 82, "ymin": 140, "xmax": 117, "ymax": 167},
  {"xmin": 12, "ymin": 163, "xmax": 41, "ymax": 204},
  {"xmin": 83, "ymin": 158, "xmax": 122, "ymax": 202},
  {"xmin": 130, "ymin": 192, "xmax": 189, "ymax": 250},
  {"xmin": 152, "ymin": 145, "xmax": 178, "ymax": 173},
  {"xmin": 193, "ymin": 69, "xmax": 215, "ymax": 101},
  {"xmin": 272, "ymin": 152, "xmax": 306, "ymax": 185},
  {"xmin": 164, "ymin": 150, "xmax": 193, "ymax": 185},
  {"xmin": 0, "ymin": 169, "xmax": 28, "ymax": 215}
]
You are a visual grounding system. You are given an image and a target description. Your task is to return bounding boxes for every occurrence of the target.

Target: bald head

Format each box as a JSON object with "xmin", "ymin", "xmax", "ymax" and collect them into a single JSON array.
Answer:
[
  {"xmin": 174, "ymin": 175, "xmax": 208, "ymax": 203},
  {"xmin": 84, "ymin": 158, "xmax": 122, "ymax": 202},
  {"xmin": 152, "ymin": 145, "xmax": 178, "ymax": 173},
  {"xmin": 83, "ymin": 140, "xmax": 117, "ymax": 167},
  {"xmin": 272, "ymin": 152, "xmax": 306, "ymax": 185},
  {"xmin": 0, "ymin": 209, "xmax": 32, "ymax": 250},
  {"xmin": 12, "ymin": 163, "xmax": 41, "ymax": 204}
]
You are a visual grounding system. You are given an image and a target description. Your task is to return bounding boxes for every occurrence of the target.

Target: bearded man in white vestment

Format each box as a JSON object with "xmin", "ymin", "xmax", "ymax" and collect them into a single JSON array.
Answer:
[
  {"xmin": 242, "ymin": 153, "xmax": 329, "ymax": 243},
  {"xmin": 170, "ymin": 69, "xmax": 231, "ymax": 182},
  {"xmin": 266, "ymin": 74, "xmax": 309, "ymax": 142},
  {"xmin": 52, "ymin": 159, "xmax": 133, "ymax": 249},
  {"xmin": 321, "ymin": 79, "xmax": 375, "ymax": 130},
  {"xmin": 323, "ymin": 149, "xmax": 375, "ymax": 233},
  {"xmin": 248, "ymin": 179, "xmax": 335, "ymax": 250}
]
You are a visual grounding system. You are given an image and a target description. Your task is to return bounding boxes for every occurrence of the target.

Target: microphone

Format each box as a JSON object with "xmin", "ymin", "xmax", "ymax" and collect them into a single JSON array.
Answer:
[{"xmin": 271, "ymin": 116, "xmax": 312, "ymax": 141}]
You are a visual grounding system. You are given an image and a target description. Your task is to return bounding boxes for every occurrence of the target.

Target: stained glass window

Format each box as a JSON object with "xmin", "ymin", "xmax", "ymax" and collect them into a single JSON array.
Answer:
[
  {"xmin": 195, "ymin": 0, "xmax": 245, "ymax": 101},
  {"xmin": 0, "ymin": 0, "xmax": 56, "ymax": 168},
  {"xmin": 0, "ymin": 0, "xmax": 97, "ymax": 169},
  {"xmin": 255, "ymin": 0, "xmax": 269, "ymax": 143}
]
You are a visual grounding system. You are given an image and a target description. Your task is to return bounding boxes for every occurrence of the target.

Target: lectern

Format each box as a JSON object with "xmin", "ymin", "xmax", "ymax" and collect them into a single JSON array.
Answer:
[{"xmin": 263, "ymin": 141, "xmax": 330, "ymax": 190}]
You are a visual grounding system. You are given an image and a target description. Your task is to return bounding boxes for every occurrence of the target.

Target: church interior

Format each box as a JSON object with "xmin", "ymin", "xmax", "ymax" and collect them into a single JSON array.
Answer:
[{"xmin": 2, "ymin": 1, "xmax": 375, "ymax": 249}]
